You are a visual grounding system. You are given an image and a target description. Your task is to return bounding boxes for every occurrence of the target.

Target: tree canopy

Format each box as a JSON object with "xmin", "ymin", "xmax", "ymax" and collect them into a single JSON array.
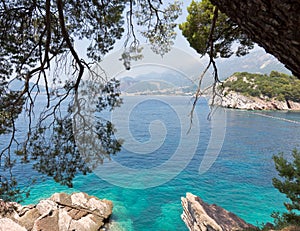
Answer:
[
  {"xmin": 0, "ymin": 0, "xmax": 181, "ymax": 201},
  {"xmin": 179, "ymin": 0, "xmax": 255, "ymax": 111},
  {"xmin": 179, "ymin": 0, "xmax": 254, "ymax": 59},
  {"xmin": 209, "ymin": 0, "xmax": 300, "ymax": 78},
  {"xmin": 181, "ymin": 0, "xmax": 300, "ymax": 79}
]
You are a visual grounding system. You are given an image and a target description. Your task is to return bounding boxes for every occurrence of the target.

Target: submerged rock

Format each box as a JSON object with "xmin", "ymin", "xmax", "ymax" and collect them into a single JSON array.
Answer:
[
  {"xmin": 0, "ymin": 192, "xmax": 113, "ymax": 231},
  {"xmin": 181, "ymin": 192, "xmax": 256, "ymax": 231}
]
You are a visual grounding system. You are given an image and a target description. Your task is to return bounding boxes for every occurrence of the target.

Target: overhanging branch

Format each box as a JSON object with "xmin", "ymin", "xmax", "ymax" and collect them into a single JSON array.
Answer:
[
  {"xmin": 189, "ymin": 6, "xmax": 220, "ymax": 129},
  {"xmin": 56, "ymin": 0, "xmax": 84, "ymax": 92}
]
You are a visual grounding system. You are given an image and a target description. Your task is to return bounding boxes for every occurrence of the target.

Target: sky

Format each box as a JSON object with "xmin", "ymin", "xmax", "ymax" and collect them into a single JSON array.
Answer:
[
  {"xmin": 79, "ymin": 0, "xmax": 210, "ymax": 85},
  {"xmin": 75, "ymin": 0, "xmax": 200, "ymax": 64},
  {"xmin": 105, "ymin": 0, "xmax": 196, "ymax": 54},
  {"xmin": 72, "ymin": 0, "xmax": 277, "ymax": 87},
  {"xmin": 31, "ymin": 0, "xmax": 200, "ymax": 87}
]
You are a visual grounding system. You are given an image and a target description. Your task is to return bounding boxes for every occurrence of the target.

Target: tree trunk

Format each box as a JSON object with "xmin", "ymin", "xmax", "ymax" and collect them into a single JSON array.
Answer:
[{"xmin": 210, "ymin": 0, "xmax": 300, "ymax": 78}]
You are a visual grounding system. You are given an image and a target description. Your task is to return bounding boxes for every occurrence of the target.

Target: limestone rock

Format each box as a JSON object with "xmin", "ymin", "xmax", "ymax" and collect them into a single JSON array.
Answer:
[
  {"xmin": 17, "ymin": 208, "xmax": 40, "ymax": 230},
  {"xmin": 181, "ymin": 192, "xmax": 256, "ymax": 231},
  {"xmin": 0, "ymin": 192, "xmax": 113, "ymax": 231},
  {"xmin": 50, "ymin": 192, "xmax": 72, "ymax": 205},
  {"xmin": 279, "ymin": 226, "xmax": 300, "ymax": 231},
  {"xmin": 0, "ymin": 218, "xmax": 26, "ymax": 231},
  {"xmin": 214, "ymin": 89, "xmax": 300, "ymax": 111},
  {"xmin": 36, "ymin": 199, "xmax": 58, "ymax": 215},
  {"xmin": 0, "ymin": 199, "xmax": 22, "ymax": 220},
  {"xmin": 32, "ymin": 210, "xmax": 59, "ymax": 231},
  {"xmin": 68, "ymin": 214, "xmax": 104, "ymax": 231}
]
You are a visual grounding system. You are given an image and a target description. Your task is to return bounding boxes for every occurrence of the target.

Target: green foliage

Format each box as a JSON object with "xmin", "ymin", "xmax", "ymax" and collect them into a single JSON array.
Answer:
[
  {"xmin": 23, "ymin": 119, "xmax": 90, "ymax": 188},
  {"xmin": 272, "ymin": 149, "xmax": 300, "ymax": 226},
  {"xmin": 0, "ymin": 176, "xmax": 24, "ymax": 203},
  {"xmin": 139, "ymin": 1, "xmax": 182, "ymax": 56},
  {"xmin": 0, "ymin": 0, "xmax": 124, "ymax": 78},
  {"xmin": 0, "ymin": 0, "xmax": 181, "ymax": 202},
  {"xmin": 223, "ymin": 71, "xmax": 300, "ymax": 102},
  {"xmin": 0, "ymin": 86, "xmax": 24, "ymax": 134},
  {"xmin": 179, "ymin": 0, "xmax": 254, "ymax": 58},
  {"xmin": 19, "ymin": 79, "xmax": 122, "ymax": 188}
]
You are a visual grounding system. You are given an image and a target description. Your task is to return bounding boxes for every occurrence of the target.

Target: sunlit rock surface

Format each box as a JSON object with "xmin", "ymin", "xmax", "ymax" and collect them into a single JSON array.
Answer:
[
  {"xmin": 216, "ymin": 90, "xmax": 300, "ymax": 110},
  {"xmin": 181, "ymin": 192, "xmax": 255, "ymax": 231},
  {"xmin": 0, "ymin": 192, "xmax": 112, "ymax": 231}
]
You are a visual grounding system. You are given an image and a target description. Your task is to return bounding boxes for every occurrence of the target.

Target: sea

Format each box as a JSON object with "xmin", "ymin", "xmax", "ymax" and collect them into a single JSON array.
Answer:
[{"xmin": 3, "ymin": 95, "xmax": 300, "ymax": 231}]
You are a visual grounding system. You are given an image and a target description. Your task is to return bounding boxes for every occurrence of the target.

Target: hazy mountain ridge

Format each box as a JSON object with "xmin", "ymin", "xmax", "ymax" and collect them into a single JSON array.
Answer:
[
  {"xmin": 216, "ymin": 49, "xmax": 291, "ymax": 80},
  {"xmin": 119, "ymin": 49, "xmax": 290, "ymax": 95},
  {"xmin": 119, "ymin": 72, "xmax": 196, "ymax": 95}
]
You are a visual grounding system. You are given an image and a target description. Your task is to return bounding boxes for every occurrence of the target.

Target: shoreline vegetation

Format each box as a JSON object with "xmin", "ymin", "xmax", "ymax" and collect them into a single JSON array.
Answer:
[{"xmin": 214, "ymin": 71, "xmax": 300, "ymax": 111}]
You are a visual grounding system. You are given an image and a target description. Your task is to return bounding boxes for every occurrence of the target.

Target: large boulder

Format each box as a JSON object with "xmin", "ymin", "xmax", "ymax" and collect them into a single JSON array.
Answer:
[
  {"xmin": 0, "ymin": 192, "xmax": 113, "ymax": 231},
  {"xmin": 181, "ymin": 192, "xmax": 256, "ymax": 231}
]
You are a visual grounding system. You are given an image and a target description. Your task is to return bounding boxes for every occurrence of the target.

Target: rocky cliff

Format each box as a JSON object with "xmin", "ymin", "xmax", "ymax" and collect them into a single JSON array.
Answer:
[
  {"xmin": 181, "ymin": 193, "xmax": 300, "ymax": 231},
  {"xmin": 213, "ymin": 72, "xmax": 300, "ymax": 111},
  {"xmin": 181, "ymin": 193, "xmax": 255, "ymax": 231},
  {"xmin": 0, "ymin": 192, "xmax": 113, "ymax": 231},
  {"xmin": 215, "ymin": 90, "xmax": 300, "ymax": 110}
]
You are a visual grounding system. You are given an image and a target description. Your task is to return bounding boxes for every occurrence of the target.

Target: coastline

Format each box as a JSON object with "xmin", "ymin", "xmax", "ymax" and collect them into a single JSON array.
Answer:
[{"xmin": 214, "ymin": 90, "xmax": 300, "ymax": 111}]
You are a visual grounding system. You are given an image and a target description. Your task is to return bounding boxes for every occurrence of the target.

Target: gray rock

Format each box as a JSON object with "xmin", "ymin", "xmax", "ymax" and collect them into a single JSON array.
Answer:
[
  {"xmin": 57, "ymin": 208, "xmax": 73, "ymax": 231},
  {"xmin": 50, "ymin": 192, "xmax": 72, "ymax": 206},
  {"xmin": 0, "ymin": 192, "xmax": 113, "ymax": 231},
  {"xmin": 69, "ymin": 214, "xmax": 104, "ymax": 231},
  {"xmin": 68, "ymin": 192, "xmax": 113, "ymax": 219},
  {"xmin": 32, "ymin": 210, "xmax": 59, "ymax": 231},
  {"xmin": 181, "ymin": 192, "xmax": 256, "ymax": 231},
  {"xmin": 0, "ymin": 218, "xmax": 26, "ymax": 231},
  {"xmin": 0, "ymin": 199, "xmax": 21, "ymax": 220},
  {"xmin": 17, "ymin": 208, "xmax": 40, "ymax": 230},
  {"xmin": 36, "ymin": 199, "xmax": 58, "ymax": 215},
  {"xmin": 213, "ymin": 85, "xmax": 300, "ymax": 111}
]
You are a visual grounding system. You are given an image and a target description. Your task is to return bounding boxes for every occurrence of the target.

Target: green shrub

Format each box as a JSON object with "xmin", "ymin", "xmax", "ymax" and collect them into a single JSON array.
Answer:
[
  {"xmin": 223, "ymin": 72, "xmax": 300, "ymax": 102},
  {"xmin": 272, "ymin": 149, "xmax": 300, "ymax": 227}
]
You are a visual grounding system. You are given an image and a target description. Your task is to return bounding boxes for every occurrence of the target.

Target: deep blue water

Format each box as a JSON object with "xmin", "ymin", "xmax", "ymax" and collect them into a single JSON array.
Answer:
[{"xmin": 3, "ymin": 96, "xmax": 300, "ymax": 230}]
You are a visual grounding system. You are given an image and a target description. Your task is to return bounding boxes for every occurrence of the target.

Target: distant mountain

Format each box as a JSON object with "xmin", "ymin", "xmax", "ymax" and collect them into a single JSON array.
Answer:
[
  {"xmin": 119, "ymin": 72, "xmax": 196, "ymax": 95},
  {"xmin": 118, "ymin": 49, "xmax": 291, "ymax": 95},
  {"xmin": 134, "ymin": 72, "xmax": 194, "ymax": 87},
  {"xmin": 124, "ymin": 80, "xmax": 175, "ymax": 93},
  {"xmin": 216, "ymin": 49, "xmax": 291, "ymax": 80},
  {"xmin": 119, "ymin": 77, "xmax": 139, "ymax": 92}
]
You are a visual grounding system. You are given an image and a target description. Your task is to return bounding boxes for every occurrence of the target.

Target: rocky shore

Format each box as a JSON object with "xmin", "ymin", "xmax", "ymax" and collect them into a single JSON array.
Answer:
[
  {"xmin": 215, "ymin": 91, "xmax": 300, "ymax": 110},
  {"xmin": 181, "ymin": 193, "xmax": 300, "ymax": 231},
  {"xmin": 0, "ymin": 192, "xmax": 112, "ymax": 231},
  {"xmin": 181, "ymin": 192, "xmax": 255, "ymax": 231}
]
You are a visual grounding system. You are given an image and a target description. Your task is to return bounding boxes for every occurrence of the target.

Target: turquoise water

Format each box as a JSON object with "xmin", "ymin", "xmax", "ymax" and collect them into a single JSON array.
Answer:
[{"xmin": 6, "ymin": 96, "xmax": 300, "ymax": 230}]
